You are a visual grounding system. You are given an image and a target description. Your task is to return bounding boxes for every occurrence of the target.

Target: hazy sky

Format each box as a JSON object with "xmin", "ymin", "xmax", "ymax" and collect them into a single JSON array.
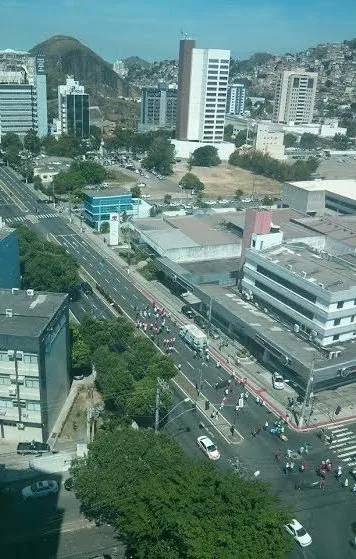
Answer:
[{"xmin": 2, "ymin": 0, "xmax": 355, "ymax": 62}]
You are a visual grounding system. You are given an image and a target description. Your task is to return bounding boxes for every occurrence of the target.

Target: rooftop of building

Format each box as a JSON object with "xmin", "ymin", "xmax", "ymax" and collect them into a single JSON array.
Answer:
[
  {"xmin": 291, "ymin": 215, "xmax": 356, "ymax": 247},
  {"xmin": 83, "ymin": 186, "xmax": 132, "ymax": 198},
  {"xmin": 0, "ymin": 224, "xmax": 16, "ymax": 241},
  {"xmin": 198, "ymin": 283, "xmax": 355, "ymax": 374},
  {"xmin": 257, "ymin": 243, "xmax": 356, "ymax": 292},
  {"xmin": 287, "ymin": 179, "xmax": 356, "ymax": 202},
  {"xmin": 181, "ymin": 257, "xmax": 239, "ymax": 275},
  {"xmin": 33, "ymin": 155, "xmax": 73, "ymax": 173},
  {"xmin": 0, "ymin": 289, "xmax": 67, "ymax": 339}
]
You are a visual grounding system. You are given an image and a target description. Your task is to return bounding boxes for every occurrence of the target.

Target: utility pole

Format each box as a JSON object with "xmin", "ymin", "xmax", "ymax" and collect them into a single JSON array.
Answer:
[
  {"xmin": 298, "ymin": 355, "xmax": 315, "ymax": 429},
  {"xmin": 154, "ymin": 377, "xmax": 169, "ymax": 433}
]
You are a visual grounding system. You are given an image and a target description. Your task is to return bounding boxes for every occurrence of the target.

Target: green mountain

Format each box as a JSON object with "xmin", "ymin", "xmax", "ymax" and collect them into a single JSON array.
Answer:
[{"xmin": 30, "ymin": 35, "xmax": 128, "ymax": 104}]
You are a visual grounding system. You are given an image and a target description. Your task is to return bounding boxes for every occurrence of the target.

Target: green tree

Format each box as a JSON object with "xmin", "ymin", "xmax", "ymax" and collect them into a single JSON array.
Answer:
[
  {"xmin": 131, "ymin": 185, "xmax": 141, "ymax": 198},
  {"xmin": 4, "ymin": 145, "xmax": 20, "ymax": 167},
  {"xmin": 19, "ymin": 161, "xmax": 34, "ymax": 183},
  {"xmin": 179, "ymin": 173, "xmax": 204, "ymax": 192},
  {"xmin": 93, "ymin": 346, "xmax": 134, "ymax": 413},
  {"xmin": 191, "ymin": 145, "xmax": 221, "ymax": 167},
  {"xmin": 223, "ymin": 124, "xmax": 234, "ymax": 141},
  {"xmin": 72, "ymin": 428, "xmax": 292, "ymax": 559},
  {"xmin": 235, "ymin": 188, "xmax": 244, "ymax": 199},
  {"xmin": 142, "ymin": 137, "xmax": 175, "ymax": 175},
  {"xmin": 163, "ymin": 194, "xmax": 172, "ymax": 205},
  {"xmin": 100, "ymin": 221, "xmax": 109, "ymax": 234},
  {"xmin": 1, "ymin": 132, "xmax": 22, "ymax": 151},
  {"xmin": 332, "ymin": 133, "xmax": 349, "ymax": 150},
  {"xmin": 283, "ymin": 133, "xmax": 297, "ymax": 148},
  {"xmin": 16, "ymin": 225, "xmax": 79, "ymax": 294},
  {"xmin": 24, "ymin": 129, "xmax": 41, "ymax": 155},
  {"xmin": 41, "ymin": 134, "xmax": 82, "ymax": 158},
  {"xmin": 72, "ymin": 161, "xmax": 107, "ymax": 185},
  {"xmin": 299, "ymin": 133, "xmax": 319, "ymax": 150},
  {"xmin": 70, "ymin": 323, "xmax": 92, "ymax": 371},
  {"xmin": 33, "ymin": 175, "xmax": 43, "ymax": 191},
  {"xmin": 234, "ymin": 129, "xmax": 248, "ymax": 147}
]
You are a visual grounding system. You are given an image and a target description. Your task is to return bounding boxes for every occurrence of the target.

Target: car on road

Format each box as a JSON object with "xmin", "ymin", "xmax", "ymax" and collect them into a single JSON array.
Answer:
[
  {"xmin": 284, "ymin": 519, "xmax": 312, "ymax": 547},
  {"xmin": 182, "ymin": 305, "xmax": 194, "ymax": 319},
  {"xmin": 21, "ymin": 479, "xmax": 59, "ymax": 500},
  {"xmin": 141, "ymin": 193, "xmax": 151, "ymax": 199},
  {"xmin": 17, "ymin": 441, "xmax": 51, "ymax": 456},
  {"xmin": 272, "ymin": 371, "xmax": 285, "ymax": 390},
  {"xmin": 137, "ymin": 182, "xmax": 147, "ymax": 188},
  {"xmin": 64, "ymin": 477, "xmax": 74, "ymax": 491},
  {"xmin": 194, "ymin": 315, "xmax": 207, "ymax": 330},
  {"xmin": 197, "ymin": 436, "xmax": 220, "ymax": 460}
]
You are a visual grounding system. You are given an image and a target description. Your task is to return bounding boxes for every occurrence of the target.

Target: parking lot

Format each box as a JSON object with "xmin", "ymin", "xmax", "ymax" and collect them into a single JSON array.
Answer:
[{"xmin": 318, "ymin": 154, "xmax": 356, "ymax": 179}]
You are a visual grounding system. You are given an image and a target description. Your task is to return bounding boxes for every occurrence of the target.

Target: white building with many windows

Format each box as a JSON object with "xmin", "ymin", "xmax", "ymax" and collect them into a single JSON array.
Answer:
[
  {"xmin": 273, "ymin": 69, "xmax": 318, "ymax": 125},
  {"xmin": 176, "ymin": 38, "xmax": 230, "ymax": 144},
  {"xmin": 242, "ymin": 243, "xmax": 356, "ymax": 347},
  {"xmin": 0, "ymin": 289, "xmax": 70, "ymax": 442}
]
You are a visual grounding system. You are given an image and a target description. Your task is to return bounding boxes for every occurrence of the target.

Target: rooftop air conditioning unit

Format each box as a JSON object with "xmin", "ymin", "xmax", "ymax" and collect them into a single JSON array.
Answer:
[
  {"xmin": 301, "ymin": 271, "xmax": 307, "ymax": 278},
  {"xmin": 8, "ymin": 388, "xmax": 16, "ymax": 397},
  {"xmin": 17, "ymin": 423, "xmax": 25, "ymax": 430},
  {"xmin": 26, "ymin": 289, "xmax": 34, "ymax": 296},
  {"xmin": 5, "ymin": 309, "xmax": 13, "ymax": 318},
  {"xmin": 293, "ymin": 324, "xmax": 300, "ymax": 333},
  {"xmin": 318, "ymin": 283, "xmax": 324, "ymax": 288},
  {"xmin": 11, "ymin": 288, "xmax": 19, "ymax": 295},
  {"xmin": 7, "ymin": 350, "xmax": 15, "ymax": 359}
]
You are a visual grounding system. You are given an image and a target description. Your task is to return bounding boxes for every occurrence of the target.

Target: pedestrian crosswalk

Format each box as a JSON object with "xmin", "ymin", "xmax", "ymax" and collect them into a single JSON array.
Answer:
[
  {"xmin": 326, "ymin": 425, "xmax": 356, "ymax": 467},
  {"xmin": 6, "ymin": 213, "xmax": 59, "ymax": 223}
]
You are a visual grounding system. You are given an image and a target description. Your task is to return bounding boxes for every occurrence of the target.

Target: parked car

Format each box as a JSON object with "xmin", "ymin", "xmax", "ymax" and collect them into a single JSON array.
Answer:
[
  {"xmin": 182, "ymin": 305, "xmax": 194, "ymax": 319},
  {"xmin": 137, "ymin": 182, "xmax": 147, "ymax": 188},
  {"xmin": 141, "ymin": 194, "xmax": 151, "ymax": 199},
  {"xmin": 17, "ymin": 441, "xmax": 50, "ymax": 456},
  {"xmin": 22, "ymin": 480, "xmax": 59, "ymax": 500},
  {"xmin": 272, "ymin": 371, "xmax": 285, "ymax": 390},
  {"xmin": 284, "ymin": 519, "xmax": 312, "ymax": 547},
  {"xmin": 197, "ymin": 436, "xmax": 220, "ymax": 460},
  {"xmin": 64, "ymin": 477, "xmax": 74, "ymax": 491}
]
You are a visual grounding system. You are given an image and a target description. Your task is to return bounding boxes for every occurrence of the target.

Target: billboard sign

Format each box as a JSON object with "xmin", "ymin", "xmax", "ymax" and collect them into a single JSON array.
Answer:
[{"xmin": 109, "ymin": 213, "xmax": 119, "ymax": 246}]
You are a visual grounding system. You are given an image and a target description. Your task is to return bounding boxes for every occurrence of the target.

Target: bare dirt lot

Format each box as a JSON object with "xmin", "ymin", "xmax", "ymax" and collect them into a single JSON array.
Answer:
[
  {"xmin": 59, "ymin": 384, "xmax": 102, "ymax": 443},
  {"xmin": 171, "ymin": 162, "xmax": 282, "ymax": 199}
]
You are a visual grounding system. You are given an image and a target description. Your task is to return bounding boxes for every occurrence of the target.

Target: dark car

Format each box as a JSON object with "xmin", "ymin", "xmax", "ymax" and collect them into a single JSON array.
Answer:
[
  {"xmin": 17, "ymin": 441, "xmax": 50, "ymax": 456},
  {"xmin": 81, "ymin": 281, "xmax": 93, "ymax": 295},
  {"xmin": 194, "ymin": 315, "xmax": 207, "ymax": 330},
  {"xmin": 182, "ymin": 305, "xmax": 194, "ymax": 319}
]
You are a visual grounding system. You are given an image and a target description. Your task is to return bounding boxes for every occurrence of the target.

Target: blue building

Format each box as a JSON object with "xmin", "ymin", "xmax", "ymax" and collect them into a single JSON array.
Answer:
[
  {"xmin": 226, "ymin": 84, "xmax": 246, "ymax": 116},
  {"xmin": 0, "ymin": 226, "xmax": 20, "ymax": 289},
  {"xmin": 83, "ymin": 188, "xmax": 134, "ymax": 230}
]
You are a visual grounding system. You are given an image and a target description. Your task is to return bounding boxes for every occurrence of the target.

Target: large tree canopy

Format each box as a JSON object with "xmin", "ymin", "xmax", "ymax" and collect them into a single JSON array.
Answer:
[
  {"xmin": 142, "ymin": 136, "xmax": 175, "ymax": 175},
  {"xmin": 179, "ymin": 172, "xmax": 204, "ymax": 192},
  {"xmin": 72, "ymin": 428, "xmax": 292, "ymax": 559},
  {"xmin": 191, "ymin": 145, "xmax": 221, "ymax": 167}
]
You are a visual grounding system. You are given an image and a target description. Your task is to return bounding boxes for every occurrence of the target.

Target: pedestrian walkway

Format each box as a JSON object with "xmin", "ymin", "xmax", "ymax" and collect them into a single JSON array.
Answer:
[
  {"xmin": 325, "ymin": 425, "xmax": 356, "ymax": 467},
  {"xmin": 7, "ymin": 213, "xmax": 59, "ymax": 223}
]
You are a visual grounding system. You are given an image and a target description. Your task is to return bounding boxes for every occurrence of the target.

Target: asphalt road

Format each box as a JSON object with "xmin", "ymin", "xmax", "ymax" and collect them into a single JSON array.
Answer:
[{"xmin": 1, "ymin": 165, "xmax": 356, "ymax": 558}]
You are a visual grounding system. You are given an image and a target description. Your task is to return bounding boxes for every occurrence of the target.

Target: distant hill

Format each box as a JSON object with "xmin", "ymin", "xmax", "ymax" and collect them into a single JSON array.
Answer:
[
  {"xmin": 30, "ymin": 35, "xmax": 129, "ymax": 104},
  {"xmin": 123, "ymin": 56, "xmax": 150, "ymax": 69}
]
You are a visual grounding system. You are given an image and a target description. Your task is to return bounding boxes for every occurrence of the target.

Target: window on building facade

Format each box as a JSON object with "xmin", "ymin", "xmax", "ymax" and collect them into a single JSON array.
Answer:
[
  {"xmin": 27, "ymin": 401, "xmax": 41, "ymax": 412},
  {"xmin": 337, "ymin": 301, "xmax": 344, "ymax": 309},
  {"xmin": 25, "ymin": 378, "xmax": 39, "ymax": 389}
]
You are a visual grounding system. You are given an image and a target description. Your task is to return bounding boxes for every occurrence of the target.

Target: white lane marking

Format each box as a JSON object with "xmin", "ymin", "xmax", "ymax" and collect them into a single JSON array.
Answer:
[
  {"xmin": 105, "ymin": 278, "xmax": 109, "ymax": 283},
  {"xmin": 172, "ymin": 347, "xmax": 179, "ymax": 353},
  {"xmin": 204, "ymin": 379, "xmax": 212, "ymax": 387},
  {"xmin": 334, "ymin": 430, "xmax": 351, "ymax": 437},
  {"xmin": 122, "ymin": 295, "xmax": 126, "ymax": 300},
  {"xmin": 82, "ymin": 256, "xmax": 87, "ymax": 261},
  {"xmin": 88, "ymin": 263, "xmax": 93, "ymax": 267},
  {"xmin": 124, "ymin": 285, "xmax": 128, "ymax": 290},
  {"xmin": 83, "ymin": 293, "xmax": 89, "ymax": 299},
  {"xmin": 187, "ymin": 362, "xmax": 194, "ymax": 370},
  {"xmin": 218, "ymin": 376, "xmax": 223, "ymax": 381},
  {"xmin": 331, "ymin": 427, "xmax": 347, "ymax": 433},
  {"xmin": 133, "ymin": 294, "xmax": 137, "ymax": 299},
  {"xmin": 113, "ymin": 287, "xmax": 118, "ymax": 291},
  {"xmin": 130, "ymin": 304, "xmax": 135, "ymax": 309},
  {"xmin": 337, "ymin": 446, "xmax": 356, "ymax": 458},
  {"xmin": 332, "ymin": 435, "xmax": 356, "ymax": 444},
  {"xmin": 80, "ymin": 305, "xmax": 86, "ymax": 312}
]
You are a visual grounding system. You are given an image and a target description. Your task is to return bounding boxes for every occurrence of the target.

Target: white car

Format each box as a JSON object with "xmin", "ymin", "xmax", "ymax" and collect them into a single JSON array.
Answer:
[
  {"xmin": 272, "ymin": 371, "xmax": 285, "ymax": 390},
  {"xmin": 197, "ymin": 436, "xmax": 220, "ymax": 460},
  {"xmin": 22, "ymin": 479, "xmax": 59, "ymax": 500},
  {"xmin": 141, "ymin": 193, "xmax": 151, "ymax": 199},
  {"xmin": 284, "ymin": 519, "xmax": 312, "ymax": 547}
]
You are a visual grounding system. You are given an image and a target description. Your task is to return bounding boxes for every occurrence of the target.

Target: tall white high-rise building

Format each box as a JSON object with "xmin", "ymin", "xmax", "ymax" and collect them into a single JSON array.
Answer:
[
  {"xmin": 0, "ymin": 50, "xmax": 48, "ymax": 140},
  {"xmin": 272, "ymin": 69, "xmax": 318, "ymax": 125},
  {"xmin": 176, "ymin": 38, "xmax": 230, "ymax": 143}
]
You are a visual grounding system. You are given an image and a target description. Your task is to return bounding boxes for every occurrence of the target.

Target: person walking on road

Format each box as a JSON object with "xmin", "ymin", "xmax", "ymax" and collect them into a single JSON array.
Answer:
[
  {"xmin": 344, "ymin": 478, "xmax": 349, "ymax": 488},
  {"xmin": 352, "ymin": 483, "xmax": 356, "ymax": 494},
  {"xmin": 264, "ymin": 420, "xmax": 269, "ymax": 431},
  {"xmin": 337, "ymin": 465, "xmax": 343, "ymax": 479}
]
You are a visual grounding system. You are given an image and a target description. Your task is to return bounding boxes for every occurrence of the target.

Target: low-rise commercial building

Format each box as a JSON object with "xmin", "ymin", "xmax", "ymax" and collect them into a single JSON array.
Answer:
[
  {"xmin": 254, "ymin": 124, "xmax": 285, "ymax": 160},
  {"xmin": 83, "ymin": 187, "xmax": 151, "ymax": 230},
  {"xmin": 0, "ymin": 289, "xmax": 70, "ymax": 442},
  {"xmin": 282, "ymin": 179, "xmax": 356, "ymax": 216}
]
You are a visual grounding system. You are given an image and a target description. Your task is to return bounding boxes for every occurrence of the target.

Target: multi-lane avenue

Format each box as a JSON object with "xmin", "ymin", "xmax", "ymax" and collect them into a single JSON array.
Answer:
[{"xmin": 1, "ymin": 165, "xmax": 356, "ymax": 558}]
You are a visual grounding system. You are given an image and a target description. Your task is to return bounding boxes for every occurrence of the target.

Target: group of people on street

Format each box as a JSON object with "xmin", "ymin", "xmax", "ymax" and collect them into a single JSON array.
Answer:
[{"xmin": 135, "ymin": 303, "xmax": 171, "ymax": 343}]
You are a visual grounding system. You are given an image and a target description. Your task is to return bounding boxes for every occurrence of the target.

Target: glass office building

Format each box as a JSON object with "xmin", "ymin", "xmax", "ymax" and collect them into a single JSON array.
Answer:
[
  {"xmin": 83, "ymin": 190, "xmax": 134, "ymax": 230},
  {"xmin": 58, "ymin": 77, "xmax": 89, "ymax": 138}
]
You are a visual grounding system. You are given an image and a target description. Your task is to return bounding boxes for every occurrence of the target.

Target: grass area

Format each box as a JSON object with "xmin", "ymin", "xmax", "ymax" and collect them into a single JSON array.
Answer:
[
  {"xmin": 172, "ymin": 161, "xmax": 282, "ymax": 198},
  {"xmin": 107, "ymin": 169, "xmax": 133, "ymax": 184}
]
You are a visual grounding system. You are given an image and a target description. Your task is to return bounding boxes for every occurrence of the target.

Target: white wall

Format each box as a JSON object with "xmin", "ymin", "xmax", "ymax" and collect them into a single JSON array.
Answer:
[
  {"xmin": 187, "ymin": 50, "xmax": 205, "ymax": 141},
  {"xmin": 172, "ymin": 139, "xmax": 236, "ymax": 161}
]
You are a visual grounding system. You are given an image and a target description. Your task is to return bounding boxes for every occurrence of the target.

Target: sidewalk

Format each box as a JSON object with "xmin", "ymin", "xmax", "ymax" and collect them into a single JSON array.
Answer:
[{"xmin": 66, "ymin": 214, "xmax": 356, "ymax": 432}]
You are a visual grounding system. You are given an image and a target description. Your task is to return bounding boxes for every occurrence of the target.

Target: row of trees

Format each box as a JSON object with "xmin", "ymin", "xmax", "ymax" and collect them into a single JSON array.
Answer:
[
  {"xmin": 51, "ymin": 160, "xmax": 108, "ymax": 197},
  {"xmin": 71, "ymin": 314, "xmax": 176, "ymax": 423},
  {"xmin": 229, "ymin": 150, "xmax": 319, "ymax": 182},
  {"xmin": 16, "ymin": 225, "xmax": 79, "ymax": 295},
  {"xmin": 69, "ymin": 312, "xmax": 292, "ymax": 558}
]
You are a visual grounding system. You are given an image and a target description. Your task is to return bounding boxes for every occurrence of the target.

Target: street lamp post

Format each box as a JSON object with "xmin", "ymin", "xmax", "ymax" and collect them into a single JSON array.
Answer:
[{"xmin": 298, "ymin": 356, "xmax": 315, "ymax": 429}]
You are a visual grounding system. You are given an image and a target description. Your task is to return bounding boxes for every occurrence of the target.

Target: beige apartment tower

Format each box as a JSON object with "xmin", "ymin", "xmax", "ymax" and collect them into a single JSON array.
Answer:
[{"xmin": 272, "ymin": 70, "xmax": 318, "ymax": 124}]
